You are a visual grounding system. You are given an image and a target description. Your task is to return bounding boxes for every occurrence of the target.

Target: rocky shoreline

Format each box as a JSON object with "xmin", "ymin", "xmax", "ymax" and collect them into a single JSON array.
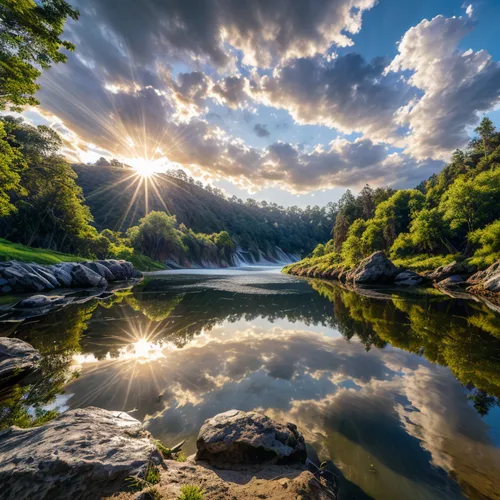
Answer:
[
  {"xmin": 0, "ymin": 259, "xmax": 142, "ymax": 295},
  {"xmin": 285, "ymin": 251, "xmax": 500, "ymax": 306},
  {"xmin": 0, "ymin": 405, "xmax": 337, "ymax": 500}
]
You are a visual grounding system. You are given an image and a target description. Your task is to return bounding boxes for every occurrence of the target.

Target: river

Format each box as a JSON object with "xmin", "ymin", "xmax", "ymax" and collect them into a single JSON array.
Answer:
[{"xmin": 1, "ymin": 267, "xmax": 500, "ymax": 500}]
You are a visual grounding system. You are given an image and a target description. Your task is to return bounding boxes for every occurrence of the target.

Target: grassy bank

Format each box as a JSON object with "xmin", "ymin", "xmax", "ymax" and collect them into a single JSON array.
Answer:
[
  {"xmin": 0, "ymin": 238, "xmax": 166, "ymax": 272},
  {"xmin": 283, "ymin": 251, "xmax": 473, "ymax": 278}
]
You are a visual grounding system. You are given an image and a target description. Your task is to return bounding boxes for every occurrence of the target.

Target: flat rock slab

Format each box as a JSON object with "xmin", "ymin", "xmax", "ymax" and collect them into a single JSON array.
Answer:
[
  {"xmin": 196, "ymin": 409, "xmax": 307, "ymax": 468},
  {"xmin": 0, "ymin": 337, "xmax": 41, "ymax": 382},
  {"xmin": 0, "ymin": 407, "xmax": 155, "ymax": 500}
]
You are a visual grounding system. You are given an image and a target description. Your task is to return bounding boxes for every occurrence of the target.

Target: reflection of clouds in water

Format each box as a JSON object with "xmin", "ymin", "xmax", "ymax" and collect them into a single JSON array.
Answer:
[{"xmin": 66, "ymin": 325, "xmax": 500, "ymax": 499}]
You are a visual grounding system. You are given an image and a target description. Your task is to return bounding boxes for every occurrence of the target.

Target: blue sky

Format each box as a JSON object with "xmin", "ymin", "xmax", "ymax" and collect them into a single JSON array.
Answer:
[{"xmin": 28, "ymin": 0, "xmax": 500, "ymax": 208}]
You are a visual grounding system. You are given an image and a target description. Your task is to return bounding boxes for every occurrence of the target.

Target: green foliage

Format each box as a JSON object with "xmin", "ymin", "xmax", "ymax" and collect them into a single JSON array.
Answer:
[
  {"xmin": 0, "ymin": 0, "xmax": 79, "ymax": 110},
  {"xmin": 177, "ymin": 485, "xmax": 205, "ymax": 500},
  {"xmin": 72, "ymin": 164, "xmax": 334, "ymax": 257},
  {"xmin": 392, "ymin": 254, "xmax": 458, "ymax": 272},
  {"xmin": 0, "ymin": 117, "xmax": 101, "ymax": 257},
  {"xmin": 468, "ymin": 220, "xmax": 500, "ymax": 268},
  {"xmin": 341, "ymin": 219, "xmax": 366, "ymax": 267},
  {"xmin": 0, "ymin": 237, "xmax": 85, "ymax": 264}
]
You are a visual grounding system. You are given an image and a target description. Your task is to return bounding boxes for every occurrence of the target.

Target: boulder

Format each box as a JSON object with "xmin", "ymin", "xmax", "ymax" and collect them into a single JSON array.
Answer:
[
  {"xmin": 346, "ymin": 251, "xmax": 399, "ymax": 284},
  {"xmin": 195, "ymin": 409, "xmax": 307, "ymax": 468},
  {"xmin": 15, "ymin": 295, "xmax": 65, "ymax": 309},
  {"xmin": 0, "ymin": 263, "xmax": 53, "ymax": 292},
  {"xmin": 52, "ymin": 266, "xmax": 74, "ymax": 287},
  {"xmin": 0, "ymin": 407, "xmax": 155, "ymax": 500},
  {"xmin": 427, "ymin": 261, "xmax": 475, "ymax": 282},
  {"xmin": 0, "ymin": 337, "xmax": 41, "ymax": 382},
  {"xmin": 437, "ymin": 275, "xmax": 466, "ymax": 288},
  {"xmin": 82, "ymin": 261, "xmax": 115, "ymax": 281},
  {"xmin": 70, "ymin": 264, "xmax": 107, "ymax": 288},
  {"xmin": 467, "ymin": 261, "xmax": 500, "ymax": 287},
  {"xmin": 394, "ymin": 270, "xmax": 424, "ymax": 287},
  {"xmin": 28, "ymin": 264, "xmax": 59, "ymax": 288},
  {"xmin": 96, "ymin": 259, "xmax": 128, "ymax": 280}
]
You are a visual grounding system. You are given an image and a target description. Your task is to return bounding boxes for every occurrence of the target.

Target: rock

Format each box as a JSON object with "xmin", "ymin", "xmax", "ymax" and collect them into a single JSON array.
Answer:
[
  {"xmin": 437, "ymin": 275, "xmax": 466, "ymax": 288},
  {"xmin": 394, "ymin": 270, "xmax": 424, "ymax": 287},
  {"xmin": 52, "ymin": 266, "xmax": 73, "ymax": 287},
  {"xmin": 427, "ymin": 261, "xmax": 475, "ymax": 282},
  {"xmin": 0, "ymin": 263, "xmax": 53, "ymax": 292},
  {"xmin": 0, "ymin": 337, "xmax": 41, "ymax": 382},
  {"xmin": 0, "ymin": 407, "xmax": 155, "ymax": 500},
  {"xmin": 97, "ymin": 259, "xmax": 128, "ymax": 280},
  {"xmin": 82, "ymin": 261, "xmax": 115, "ymax": 281},
  {"xmin": 14, "ymin": 295, "xmax": 65, "ymax": 309},
  {"xmin": 28, "ymin": 265, "xmax": 59, "ymax": 288},
  {"xmin": 195, "ymin": 409, "xmax": 307, "ymax": 468},
  {"xmin": 70, "ymin": 263, "xmax": 108, "ymax": 288},
  {"xmin": 467, "ymin": 261, "xmax": 500, "ymax": 286},
  {"xmin": 346, "ymin": 251, "xmax": 399, "ymax": 284}
]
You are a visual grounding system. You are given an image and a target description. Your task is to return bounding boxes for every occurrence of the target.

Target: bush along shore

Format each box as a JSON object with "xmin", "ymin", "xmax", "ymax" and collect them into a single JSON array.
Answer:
[{"xmin": 284, "ymin": 251, "xmax": 500, "ymax": 305}]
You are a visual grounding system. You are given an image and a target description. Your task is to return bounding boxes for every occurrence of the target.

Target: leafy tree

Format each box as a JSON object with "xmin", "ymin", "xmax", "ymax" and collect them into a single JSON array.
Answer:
[
  {"xmin": 0, "ymin": 121, "xmax": 26, "ymax": 215},
  {"xmin": 475, "ymin": 117, "xmax": 495, "ymax": 157},
  {"xmin": 439, "ymin": 168, "xmax": 500, "ymax": 237},
  {"xmin": 341, "ymin": 219, "xmax": 367, "ymax": 267},
  {"xmin": 0, "ymin": 0, "xmax": 79, "ymax": 110}
]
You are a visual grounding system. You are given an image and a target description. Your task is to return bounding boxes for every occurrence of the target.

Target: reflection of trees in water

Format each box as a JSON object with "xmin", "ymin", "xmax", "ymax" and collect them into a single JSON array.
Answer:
[
  {"xmin": 310, "ymin": 280, "xmax": 500, "ymax": 414},
  {"xmin": 2, "ymin": 277, "xmax": 500, "ymax": 424}
]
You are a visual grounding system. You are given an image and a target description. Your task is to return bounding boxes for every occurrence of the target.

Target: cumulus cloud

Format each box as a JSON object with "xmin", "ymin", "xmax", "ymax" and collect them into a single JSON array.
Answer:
[
  {"xmin": 387, "ymin": 15, "xmax": 500, "ymax": 159},
  {"xmin": 253, "ymin": 123, "xmax": 270, "ymax": 137},
  {"xmin": 68, "ymin": 0, "xmax": 376, "ymax": 69},
  {"xmin": 251, "ymin": 54, "xmax": 414, "ymax": 142}
]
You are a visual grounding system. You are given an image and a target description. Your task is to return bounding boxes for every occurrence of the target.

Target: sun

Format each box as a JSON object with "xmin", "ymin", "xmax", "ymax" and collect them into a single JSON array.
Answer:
[{"xmin": 132, "ymin": 158, "xmax": 158, "ymax": 177}]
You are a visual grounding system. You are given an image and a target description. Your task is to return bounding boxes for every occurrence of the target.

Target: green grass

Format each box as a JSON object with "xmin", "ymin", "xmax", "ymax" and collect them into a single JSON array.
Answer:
[
  {"xmin": 392, "ymin": 253, "xmax": 459, "ymax": 272},
  {"xmin": 0, "ymin": 238, "xmax": 166, "ymax": 272},
  {"xmin": 127, "ymin": 252, "xmax": 168, "ymax": 272},
  {"xmin": 177, "ymin": 485, "xmax": 205, "ymax": 500},
  {"xmin": 0, "ymin": 238, "xmax": 85, "ymax": 265}
]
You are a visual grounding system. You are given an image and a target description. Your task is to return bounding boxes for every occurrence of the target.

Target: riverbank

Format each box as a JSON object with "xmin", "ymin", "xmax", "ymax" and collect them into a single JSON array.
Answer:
[
  {"xmin": 283, "ymin": 251, "xmax": 500, "ymax": 305},
  {"xmin": 0, "ymin": 405, "xmax": 336, "ymax": 500}
]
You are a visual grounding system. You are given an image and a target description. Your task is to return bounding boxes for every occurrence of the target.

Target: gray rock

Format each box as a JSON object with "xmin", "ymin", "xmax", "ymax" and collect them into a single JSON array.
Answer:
[
  {"xmin": 394, "ymin": 270, "xmax": 424, "ymax": 287},
  {"xmin": 347, "ymin": 251, "xmax": 399, "ymax": 284},
  {"xmin": 0, "ymin": 277, "xmax": 9, "ymax": 286},
  {"xmin": 29, "ymin": 265, "xmax": 60, "ymax": 288},
  {"xmin": 427, "ymin": 261, "xmax": 475, "ymax": 282},
  {"xmin": 82, "ymin": 261, "xmax": 115, "ymax": 281},
  {"xmin": 15, "ymin": 295, "xmax": 65, "ymax": 309},
  {"xmin": 196, "ymin": 409, "xmax": 307, "ymax": 468},
  {"xmin": 97, "ymin": 259, "xmax": 128, "ymax": 280},
  {"xmin": 70, "ymin": 264, "xmax": 107, "ymax": 288},
  {"xmin": 467, "ymin": 261, "xmax": 500, "ymax": 287},
  {"xmin": 0, "ymin": 407, "xmax": 155, "ymax": 500},
  {"xmin": 52, "ymin": 266, "xmax": 73, "ymax": 287},
  {"xmin": 0, "ymin": 337, "xmax": 41, "ymax": 382},
  {"xmin": 437, "ymin": 275, "xmax": 466, "ymax": 288},
  {"xmin": 1, "ymin": 264, "xmax": 52, "ymax": 292}
]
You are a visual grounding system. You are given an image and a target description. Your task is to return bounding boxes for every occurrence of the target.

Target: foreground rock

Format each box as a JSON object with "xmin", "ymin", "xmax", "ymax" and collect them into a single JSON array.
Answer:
[
  {"xmin": 0, "ymin": 337, "xmax": 41, "ymax": 383},
  {"xmin": 394, "ymin": 270, "xmax": 425, "ymax": 287},
  {"xmin": 0, "ymin": 407, "xmax": 155, "ymax": 500},
  {"xmin": 346, "ymin": 251, "xmax": 399, "ymax": 284},
  {"xmin": 0, "ymin": 259, "xmax": 142, "ymax": 295},
  {"xmin": 196, "ymin": 409, "xmax": 307, "ymax": 467}
]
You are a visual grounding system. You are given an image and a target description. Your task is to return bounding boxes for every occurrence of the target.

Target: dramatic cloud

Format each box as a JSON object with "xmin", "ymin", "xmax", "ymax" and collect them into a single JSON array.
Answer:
[
  {"xmin": 387, "ymin": 15, "xmax": 500, "ymax": 159},
  {"xmin": 253, "ymin": 123, "xmax": 270, "ymax": 137},
  {"xmin": 69, "ymin": 0, "xmax": 376, "ymax": 69},
  {"xmin": 252, "ymin": 54, "xmax": 414, "ymax": 142}
]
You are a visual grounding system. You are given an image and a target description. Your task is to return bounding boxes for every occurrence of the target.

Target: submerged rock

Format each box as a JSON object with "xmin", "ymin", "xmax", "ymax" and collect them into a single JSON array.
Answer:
[
  {"xmin": 0, "ymin": 337, "xmax": 41, "ymax": 383},
  {"xmin": 195, "ymin": 409, "xmax": 307, "ymax": 468},
  {"xmin": 347, "ymin": 251, "xmax": 399, "ymax": 284},
  {"xmin": 394, "ymin": 270, "xmax": 425, "ymax": 287},
  {"xmin": 15, "ymin": 295, "xmax": 65, "ymax": 309},
  {"xmin": 0, "ymin": 407, "xmax": 155, "ymax": 500}
]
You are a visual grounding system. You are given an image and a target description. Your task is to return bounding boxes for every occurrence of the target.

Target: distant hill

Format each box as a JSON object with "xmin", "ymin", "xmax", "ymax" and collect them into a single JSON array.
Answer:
[{"xmin": 71, "ymin": 165, "xmax": 333, "ymax": 256}]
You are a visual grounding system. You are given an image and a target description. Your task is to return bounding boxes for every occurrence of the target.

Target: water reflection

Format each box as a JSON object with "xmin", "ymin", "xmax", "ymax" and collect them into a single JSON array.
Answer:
[{"xmin": 1, "ymin": 272, "xmax": 500, "ymax": 499}]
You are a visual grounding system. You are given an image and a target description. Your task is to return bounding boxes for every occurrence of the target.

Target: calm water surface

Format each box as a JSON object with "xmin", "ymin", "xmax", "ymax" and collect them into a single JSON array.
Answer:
[{"xmin": 2, "ymin": 267, "xmax": 500, "ymax": 500}]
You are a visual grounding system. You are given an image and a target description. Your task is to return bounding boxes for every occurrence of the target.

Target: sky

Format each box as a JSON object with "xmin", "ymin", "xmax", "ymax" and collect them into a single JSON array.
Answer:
[{"xmin": 25, "ymin": 0, "xmax": 500, "ymax": 208}]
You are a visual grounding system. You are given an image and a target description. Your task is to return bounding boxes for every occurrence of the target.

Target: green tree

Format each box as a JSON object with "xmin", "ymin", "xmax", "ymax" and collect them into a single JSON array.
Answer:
[
  {"xmin": 0, "ymin": 121, "xmax": 26, "ymax": 215},
  {"xmin": 0, "ymin": 0, "xmax": 79, "ymax": 110},
  {"xmin": 474, "ymin": 117, "xmax": 495, "ymax": 158}
]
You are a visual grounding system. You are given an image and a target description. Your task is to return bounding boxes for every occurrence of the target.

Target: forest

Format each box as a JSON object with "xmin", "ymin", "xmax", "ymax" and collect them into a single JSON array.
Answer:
[{"xmin": 285, "ymin": 119, "xmax": 500, "ymax": 276}]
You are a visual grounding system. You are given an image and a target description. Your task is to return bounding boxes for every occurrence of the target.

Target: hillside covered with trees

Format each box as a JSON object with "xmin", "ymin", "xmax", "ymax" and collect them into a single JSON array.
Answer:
[
  {"xmin": 72, "ymin": 163, "xmax": 334, "ymax": 258},
  {"xmin": 285, "ymin": 117, "xmax": 500, "ymax": 277}
]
